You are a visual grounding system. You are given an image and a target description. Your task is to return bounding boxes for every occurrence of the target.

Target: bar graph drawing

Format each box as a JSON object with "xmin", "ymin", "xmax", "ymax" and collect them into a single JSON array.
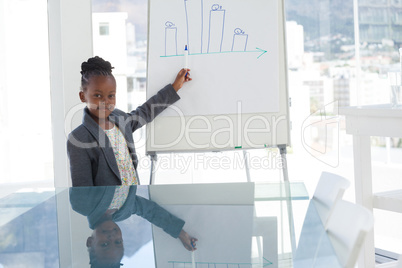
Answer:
[
  {"xmin": 184, "ymin": 0, "xmax": 204, "ymax": 54},
  {"xmin": 207, "ymin": 4, "xmax": 225, "ymax": 53},
  {"xmin": 232, "ymin": 28, "xmax": 248, "ymax": 52},
  {"xmin": 162, "ymin": 1, "xmax": 267, "ymax": 59},
  {"xmin": 149, "ymin": 0, "xmax": 281, "ymax": 117},
  {"xmin": 165, "ymin": 21, "xmax": 178, "ymax": 56}
]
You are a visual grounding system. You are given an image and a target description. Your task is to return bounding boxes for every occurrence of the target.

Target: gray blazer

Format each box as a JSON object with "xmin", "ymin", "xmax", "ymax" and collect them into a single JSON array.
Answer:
[{"xmin": 67, "ymin": 84, "xmax": 180, "ymax": 186}]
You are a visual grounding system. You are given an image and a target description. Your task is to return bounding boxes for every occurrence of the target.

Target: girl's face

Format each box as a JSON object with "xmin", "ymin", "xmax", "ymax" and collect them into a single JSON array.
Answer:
[
  {"xmin": 87, "ymin": 220, "xmax": 124, "ymax": 264},
  {"xmin": 80, "ymin": 75, "xmax": 116, "ymax": 121}
]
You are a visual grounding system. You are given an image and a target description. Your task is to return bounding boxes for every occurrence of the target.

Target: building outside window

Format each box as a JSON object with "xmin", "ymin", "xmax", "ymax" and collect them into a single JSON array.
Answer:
[{"xmin": 99, "ymin": 22, "xmax": 110, "ymax": 35}]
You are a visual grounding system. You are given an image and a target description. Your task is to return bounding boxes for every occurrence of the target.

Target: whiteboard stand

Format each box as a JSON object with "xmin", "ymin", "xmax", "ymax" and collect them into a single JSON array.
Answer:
[
  {"xmin": 149, "ymin": 152, "xmax": 157, "ymax": 185},
  {"xmin": 279, "ymin": 144, "xmax": 297, "ymax": 256},
  {"xmin": 243, "ymin": 150, "xmax": 252, "ymax": 183}
]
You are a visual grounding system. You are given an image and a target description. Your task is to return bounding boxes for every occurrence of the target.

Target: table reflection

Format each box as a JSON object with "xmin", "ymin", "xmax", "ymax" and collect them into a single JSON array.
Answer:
[
  {"xmin": 0, "ymin": 182, "xmax": 320, "ymax": 268},
  {"xmin": 69, "ymin": 186, "xmax": 197, "ymax": 267}
]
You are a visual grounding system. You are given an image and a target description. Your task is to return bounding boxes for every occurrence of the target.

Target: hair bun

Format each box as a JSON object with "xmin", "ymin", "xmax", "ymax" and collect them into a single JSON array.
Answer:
[{"xmin": 80, "ymin": 56, "xmax": 114, "ymax": 75}]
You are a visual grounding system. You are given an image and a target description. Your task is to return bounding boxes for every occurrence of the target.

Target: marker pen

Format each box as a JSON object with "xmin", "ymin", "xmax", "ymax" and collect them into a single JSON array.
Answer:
[
  {"xmin": 185, "ymin": 45, "xmax": 189, "ymax": 77},
  {"xmin": 192, "ymin": 251, "xmax": 196, "ymax": 268}
]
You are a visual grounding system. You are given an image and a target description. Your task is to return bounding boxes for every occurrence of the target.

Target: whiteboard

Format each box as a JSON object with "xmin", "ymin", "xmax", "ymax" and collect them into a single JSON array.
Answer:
[{"xmin": 146, "ymin": 0, "xmax": 290, "ymax": 152}]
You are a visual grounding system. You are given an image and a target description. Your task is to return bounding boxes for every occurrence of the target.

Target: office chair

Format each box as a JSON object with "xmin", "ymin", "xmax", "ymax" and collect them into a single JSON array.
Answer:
[
  {"xmin": 324, "ymin": 200, "xmax": 374, "ymax": 268},
  {"xmin": 312, "ymin": 171, "xmax": 350, "ymax": 226},
  {"xmin": 293, "ymin": 172, "xmax": 350, "ymax": 267}
]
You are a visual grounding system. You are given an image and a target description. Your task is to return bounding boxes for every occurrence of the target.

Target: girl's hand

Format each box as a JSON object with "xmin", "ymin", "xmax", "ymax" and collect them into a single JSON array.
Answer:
[
  {"xmin": 172, "ymin": 68, "xmax": 192, "ymax": 92},
  {"xmin": 178, "ymin": 229, "xmax": 198, "ymax": 251}
]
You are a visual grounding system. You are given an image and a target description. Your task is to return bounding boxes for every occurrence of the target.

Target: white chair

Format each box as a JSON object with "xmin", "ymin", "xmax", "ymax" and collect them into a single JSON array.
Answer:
[
  {"xmin": 323, "ymin": 200, "xmax": 374, "ymax": 268},
  {"xmin": 294, "ymin": 172, "xmax": 350, "ymax": 267},
  {"xmin": 312, "ymin": 171, "xmax": 350, "ymax": 226}
]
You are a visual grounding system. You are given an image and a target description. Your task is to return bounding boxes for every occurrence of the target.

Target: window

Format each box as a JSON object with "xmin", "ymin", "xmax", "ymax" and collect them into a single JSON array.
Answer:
[
  {"xmin": 99, "ymin": 22, "xmax": 109, "ymax": 35},
  {"xmin": 286, "ymin": 0, "xmax": 402, "ymax": 256},
  {"xmin": 0, "ymin": 0, "xmax": 53, "ymax": 186}
]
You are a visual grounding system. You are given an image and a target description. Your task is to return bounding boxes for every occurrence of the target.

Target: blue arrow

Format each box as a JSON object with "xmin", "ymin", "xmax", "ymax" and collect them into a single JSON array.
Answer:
[
  {"xmin": 160, "ymin": 47, "xmax": 268, "ymax": 59},
  {"xmin": 255, "ymin": 47, "xmax": 268, "ymax": 59}
]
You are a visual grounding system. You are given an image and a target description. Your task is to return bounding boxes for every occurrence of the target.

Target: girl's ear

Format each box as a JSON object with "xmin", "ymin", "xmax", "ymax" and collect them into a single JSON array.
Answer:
[
  {"xmin": 86, "ymin": 236, "xmax": 93, "ymax": 248},
  {"xmin": 79, "ymin": 91, "xmax": 86, "ymax": 103}
]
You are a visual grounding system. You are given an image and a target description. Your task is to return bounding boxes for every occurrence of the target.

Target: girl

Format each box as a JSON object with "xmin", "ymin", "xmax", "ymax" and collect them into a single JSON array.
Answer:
[{"xmin": 67, "ymin": 56, "xmax": 191, "ymax": 186}]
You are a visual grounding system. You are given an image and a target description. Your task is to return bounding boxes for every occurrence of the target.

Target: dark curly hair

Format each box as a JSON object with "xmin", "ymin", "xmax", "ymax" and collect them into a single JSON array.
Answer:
[{"xmin": 80, "ymin": 56, "xmax": 115, "ymax": 91}]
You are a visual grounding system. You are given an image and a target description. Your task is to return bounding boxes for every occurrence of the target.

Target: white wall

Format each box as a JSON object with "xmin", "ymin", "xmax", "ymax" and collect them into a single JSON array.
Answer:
[
  {"xmin": 48, "ymin": 0, "xmax": 93, "ymax": 188},
  {"xmin": 48, "ymin": 0, "xmax": 93, "ymax": 267}
]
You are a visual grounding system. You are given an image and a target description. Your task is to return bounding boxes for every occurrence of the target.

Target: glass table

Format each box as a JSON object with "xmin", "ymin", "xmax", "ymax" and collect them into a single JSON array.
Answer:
[{"xmin": 0, "ymin": 182, "xmax": 340, "ymax": 268}]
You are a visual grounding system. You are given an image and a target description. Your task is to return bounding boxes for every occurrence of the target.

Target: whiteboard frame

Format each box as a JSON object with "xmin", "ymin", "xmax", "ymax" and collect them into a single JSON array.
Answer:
[{"xmin": 146, "ymin": 0, "xmax": 290, "ymax": 154}]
